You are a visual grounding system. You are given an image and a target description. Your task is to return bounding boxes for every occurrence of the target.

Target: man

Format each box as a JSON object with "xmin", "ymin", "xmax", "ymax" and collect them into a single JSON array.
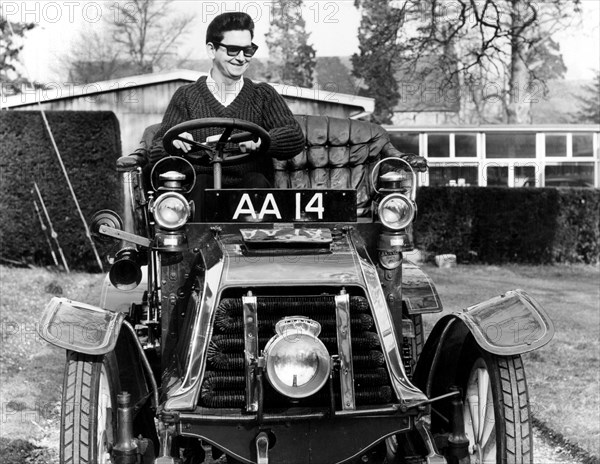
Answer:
[{"xmin": 149, "ymin": 12, "xmax": 305, "ymax": 194}]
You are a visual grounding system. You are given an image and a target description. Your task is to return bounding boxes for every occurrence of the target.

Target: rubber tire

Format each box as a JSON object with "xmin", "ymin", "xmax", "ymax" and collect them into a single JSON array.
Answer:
[
  {"xmin": 461, "ymin": 349, "xmax": 533, "ymax": 464},
  {"xmin": 60, "ymin": 351, "xmax": 120, "ymax": 464}
]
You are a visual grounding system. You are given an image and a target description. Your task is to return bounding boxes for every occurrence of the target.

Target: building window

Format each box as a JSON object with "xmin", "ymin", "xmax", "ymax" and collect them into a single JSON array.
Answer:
[
  {"xmin": 427, "ymin": 134, "xmax": 450, "ymax": 157},
  {"xmin": 573, "ymin": 133, "xmax": 594, "ymax": 157},
  {"xmin": 516, "ymin": 165, "xmax": 538, "ymax": 187},
  {"xmin": 486, "ymin": 133, "xmax": 536, "ymax": 158},
  {"xmin": 389, "ymin": 133, "xmax": 419, "ymax": 157},
  {"xmin": 545, "ymin": 163, "xmax": 595, "ymax": 187},
  {"xmin": 429, "ymin": 165, "xmax": 477, "ymax": 187},
  {"xmin": 545, "ymin": 135, "xmax": 567, "ymax": 157},
  {"xmin": 455, "ymin": 134, "xmax": 477, "ymax": 157},
  {"xmin": 486, "ymin": 165, "xmax": 508, "ymax": 186}
]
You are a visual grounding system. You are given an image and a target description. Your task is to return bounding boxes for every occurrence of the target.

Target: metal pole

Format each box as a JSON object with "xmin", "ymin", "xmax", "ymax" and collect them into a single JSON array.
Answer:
[
  {"xmin": 37, "ymin": 110, "xmax": 104, "ymax": 272},
  {"xmin": 32, "ymin": 198, "xmax": 59, "ymax": 267},
  {"xmin": 33, "ymin": 183, "xmax": 70, "ymax": 273},
  {"xmin": 5, "ymin": 19, "xmax": 103, "ymax": 272}
]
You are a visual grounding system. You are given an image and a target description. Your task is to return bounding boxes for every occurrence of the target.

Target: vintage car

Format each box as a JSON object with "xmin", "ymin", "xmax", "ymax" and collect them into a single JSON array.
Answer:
[{"xmin": 39, "ymin": 115, "xmax": 554, "ymax": 464}]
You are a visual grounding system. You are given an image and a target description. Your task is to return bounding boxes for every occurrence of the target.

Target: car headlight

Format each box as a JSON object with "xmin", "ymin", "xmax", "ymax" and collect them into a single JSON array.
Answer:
[
  {"xmin": 151, "ymin": 192, "xmax": 190, "ymax": 230},
  {"xmin": 378, "ymin": 193, "xmax": 416, "ymax": 230},
  {"xmin": 264, "ymin": 317, "xmax": 330, "ymax": 399}
]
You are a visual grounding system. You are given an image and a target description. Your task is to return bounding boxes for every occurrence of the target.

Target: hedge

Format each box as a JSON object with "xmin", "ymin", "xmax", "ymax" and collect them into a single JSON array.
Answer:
[
  {"xmin": 414, "ymin": 187, "xmax": 600, "ymax": 264},
  {"xmin": 0, "ymin": 111, "xmax": 122, "ymax": 271}
]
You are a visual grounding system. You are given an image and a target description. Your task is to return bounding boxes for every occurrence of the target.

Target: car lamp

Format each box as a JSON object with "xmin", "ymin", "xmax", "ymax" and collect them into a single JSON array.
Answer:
[
  {"xmin": 263, "ymin": 317, "xmax": 330, "ymax": 399},
  {"xmin": 150, "ymin": 192, "xmax": 190, "ymax": 231},
  {"xmin": 377, "ymin": 193, "xmax": 416, "ymax": 230},
  {"xmin": 378, "ymin": 171, "xmax": 411, "ymax": 193}
]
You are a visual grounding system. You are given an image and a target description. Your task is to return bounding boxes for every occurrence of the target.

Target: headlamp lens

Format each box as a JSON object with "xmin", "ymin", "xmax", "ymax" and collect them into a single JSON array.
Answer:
[
  {"xmin": 272, "ymin": 339, "xmax": 320, "ymax": 388},
  {"xmin": 264, "ymin": 318, "xmax": 330, "ymax": 398},
  {"xmin": 153, "ymin": 193, "xmax": 190, "ymax": 230},
  {"xmin": 378, "ymin": 194, "xmax": 415, "ymax": 230}
]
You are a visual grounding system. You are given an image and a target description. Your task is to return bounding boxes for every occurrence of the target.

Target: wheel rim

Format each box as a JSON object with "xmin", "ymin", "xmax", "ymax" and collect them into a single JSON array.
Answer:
[
  {"xmin": 463, "ymin": 358, "xmax": 496, "ymax": 464},
  {"xmin": 98, "ymin": 364, "xmax": 114, "ymax": 464}
]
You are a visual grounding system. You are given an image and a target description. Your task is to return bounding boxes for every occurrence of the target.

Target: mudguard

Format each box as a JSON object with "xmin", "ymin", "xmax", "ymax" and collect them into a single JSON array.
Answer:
[
  {"xmin": 38, "ymin": 297, "xmax": 125, "ymax": 355},
  {"xmin": 454, "ymin": 288, "xmax": 554, "ymax": 355},
  {"xmin": 413, "ymin": 289, "xmax": 554, "ymax": 397},
  {"xmin": 401, "ymin": 261, "xmax": 443, "ymax": 314}
]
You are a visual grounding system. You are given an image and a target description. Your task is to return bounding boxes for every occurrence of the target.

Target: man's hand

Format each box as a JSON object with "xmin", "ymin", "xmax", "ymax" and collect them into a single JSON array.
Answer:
[
  {"xmin": 403, "ymin": 153, "xmax": 428, "ymax": 172},
  {"xmin": 238, "ymin": 139, "xmax": 261, "ymax": 153},
  {"xmin": 173, "ymin": 131, "xmax": 193, "ymax": 153},
  {"xmin": 206, "ymin": 133, "xmax": 262, "ymax": 153}
]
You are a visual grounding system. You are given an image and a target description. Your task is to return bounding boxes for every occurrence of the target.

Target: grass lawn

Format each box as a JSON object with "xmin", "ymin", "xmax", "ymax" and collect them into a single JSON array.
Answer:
[
  {"xmin": 423, "ymin": 263, "xmax": 600, "ymax": 459},
  {"xmin": 0, "ymin": 265, "xmax": 104, "ymax": 461},
  {"xmin": 0, "ymin": 264, "xmax": 598, "ymax": 460}
]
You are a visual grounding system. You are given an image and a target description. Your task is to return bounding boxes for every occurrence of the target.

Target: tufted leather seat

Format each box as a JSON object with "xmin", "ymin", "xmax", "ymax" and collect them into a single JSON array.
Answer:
[
  {"xmin": 274, "ymin": 115, "xmax": 412, "ymax": 215},
  {"xmin": 132, "ymin": 115, "xmax": 417, "ymax": 215}
]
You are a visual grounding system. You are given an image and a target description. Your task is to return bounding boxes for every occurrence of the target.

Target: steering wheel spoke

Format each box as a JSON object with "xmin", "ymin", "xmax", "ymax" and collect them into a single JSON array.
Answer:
[
  {"xmin": 216, "ymin": 127, "xmax": 235, "ymax": 148},
  {"xmin": 173, "ymin": 136, "xmax": 212, "ymax": 151}
]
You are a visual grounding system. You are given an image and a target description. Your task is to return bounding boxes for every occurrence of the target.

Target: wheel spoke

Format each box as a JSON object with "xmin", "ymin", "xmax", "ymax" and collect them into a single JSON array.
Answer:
[
  {"xmin": 466, "ymin": 373, "xmax": 480, "ymax": 444},
  {"xmin": 477, "ymin": 368, "xmax": 491, "ymax": 443},
  {"xmin": 481, "ymin": 429, "xmax": 497, "ymax": 464},
  {"xmin": 479, "ymin": 376, "xmax": 495, "ymax": 452},
  {"xmin": 463, "ymin": 400, "xmax": 474, "ymax": 442},
  {"xmin": 97, "ymin": 366, "xmax": 113, "ymax": 463}
]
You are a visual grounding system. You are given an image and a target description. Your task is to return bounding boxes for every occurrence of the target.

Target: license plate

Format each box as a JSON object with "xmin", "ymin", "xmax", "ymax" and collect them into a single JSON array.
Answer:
[{"xmin": 203, "ymin": 189, "xmax": 357, "ymax": 223}]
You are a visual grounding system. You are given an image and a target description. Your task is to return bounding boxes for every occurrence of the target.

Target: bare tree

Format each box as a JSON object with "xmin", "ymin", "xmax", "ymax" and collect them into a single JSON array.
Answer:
[
  {"xmin": 353, "ymin": 0, "xmax": 581, "ymax": 124},
  {"xmin": 573, "ymin": 71, "xmax": 600, "ymax": 124},
  {"xmin": 62, "ymin": 27, "xmax": 123, "ymax": 83},
  {"xmin": 63, "ymin": 0, "xmax": 194, "ymax": 83},
  {"xmin": 110, "ymin": 0, "xmax": 195, "ymax": 74}
]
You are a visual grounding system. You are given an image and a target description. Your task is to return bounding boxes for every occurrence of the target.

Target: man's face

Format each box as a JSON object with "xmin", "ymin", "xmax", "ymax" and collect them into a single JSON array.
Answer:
[{"xmin": 208, "ymin": 30, "xmax": 253, "ymax": 81}]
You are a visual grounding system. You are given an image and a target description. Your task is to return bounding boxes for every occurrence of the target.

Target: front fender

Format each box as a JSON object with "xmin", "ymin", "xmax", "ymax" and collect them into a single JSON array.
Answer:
[
  {"xmin": 413, "ymin": 289, "xmax": 554, "ymax": 397},
  {"xmin": 455, "ymin": 288, "xmax": 554, "ymax": 355},
  {"xmin": 38, "ymin": 297, "xmax": 125, "ymax": 355}
]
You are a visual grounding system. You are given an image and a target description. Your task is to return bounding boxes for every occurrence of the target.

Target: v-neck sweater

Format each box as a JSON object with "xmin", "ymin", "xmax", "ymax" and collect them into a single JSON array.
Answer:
[{"xmin": 150, "ymin": 76, "xmax": 305, "ymax": 186}]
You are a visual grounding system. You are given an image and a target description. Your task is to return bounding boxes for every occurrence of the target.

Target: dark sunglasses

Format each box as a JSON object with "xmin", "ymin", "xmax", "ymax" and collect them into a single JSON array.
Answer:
[{"xmin": 212, "ymin": 41, "xmax": 258, "ymax": 57}]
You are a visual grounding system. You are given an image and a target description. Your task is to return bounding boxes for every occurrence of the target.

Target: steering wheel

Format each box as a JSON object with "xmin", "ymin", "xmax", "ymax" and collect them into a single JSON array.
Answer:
[{"xmin": 163, "ymin": 118, "xmax": 271, "ymax": 166}]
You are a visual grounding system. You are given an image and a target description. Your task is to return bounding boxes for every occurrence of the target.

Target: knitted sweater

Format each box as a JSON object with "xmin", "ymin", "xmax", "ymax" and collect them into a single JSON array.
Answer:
[{"xmin": 151, "ymin": 76, "xmax": 305, "ymax": 185}]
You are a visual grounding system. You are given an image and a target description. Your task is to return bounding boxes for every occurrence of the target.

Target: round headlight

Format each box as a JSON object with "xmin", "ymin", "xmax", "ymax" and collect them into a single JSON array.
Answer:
[
  {"xmin": 152, "ymin": 192, "xmax": 190, "ymax": 230},
  {"xmin": 378, "ymin": 194, "xmax": 416, "ymax": 230},
  {"xmin": 264, "ymin": 318, "xmax": 330, "ymax": 399}
]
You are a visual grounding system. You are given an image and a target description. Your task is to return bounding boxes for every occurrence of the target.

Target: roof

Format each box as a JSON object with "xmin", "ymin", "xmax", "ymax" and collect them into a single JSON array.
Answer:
[{"xmin": 2, "ymin": 69, "xmax": 374, "ymax": 113}]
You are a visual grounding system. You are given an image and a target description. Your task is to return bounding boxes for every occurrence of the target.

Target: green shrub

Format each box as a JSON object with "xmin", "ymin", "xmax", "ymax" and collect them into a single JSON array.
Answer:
[
  {"xmin": 553, "ymin": 189, "xmax": 600, "ymax": 263},
  {"xmin": 415, "ymin": 187, "xmax": 599, "ymax": 264},
  {"xmin": 0, "ymin": 111, "xmax": 122, "ymax": 271},
  {"xmin": 412, "ymin": 187, "xmax": 476, "ymax": 263}
]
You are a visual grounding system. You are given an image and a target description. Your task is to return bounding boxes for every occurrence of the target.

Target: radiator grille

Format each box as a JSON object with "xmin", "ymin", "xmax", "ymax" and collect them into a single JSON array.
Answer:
[{"xmin": 199, "ymin": 295, "xmax": 394, "ymax": 409}]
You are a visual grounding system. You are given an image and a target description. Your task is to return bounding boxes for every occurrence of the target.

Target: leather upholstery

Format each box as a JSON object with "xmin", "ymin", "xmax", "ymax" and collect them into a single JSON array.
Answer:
[{"xmin": 274, "ymin": 115, "xmax": 409, "ymax": 215}]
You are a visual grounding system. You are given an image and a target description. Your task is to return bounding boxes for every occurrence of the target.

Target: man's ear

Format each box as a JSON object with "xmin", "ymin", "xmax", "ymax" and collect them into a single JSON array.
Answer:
[{"xmin": 206, "ymin": 43, "xmax": 216, "ymax": 59}]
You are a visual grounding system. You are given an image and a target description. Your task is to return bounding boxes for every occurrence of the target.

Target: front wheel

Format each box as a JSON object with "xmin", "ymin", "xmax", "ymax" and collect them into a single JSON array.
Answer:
[
  {"xmin": 60, "ymin": 351, "xmax": 120, "ymax": 464},
  {"xmin": 462, "ymin": 351, "xmax": 532, "ymax": 464}
]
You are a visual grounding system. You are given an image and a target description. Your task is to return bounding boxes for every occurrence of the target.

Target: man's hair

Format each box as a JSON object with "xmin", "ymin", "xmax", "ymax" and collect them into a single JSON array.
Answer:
[{"xmin": 206, "ymin": 12, "xmax": 254, "ymax": 43}]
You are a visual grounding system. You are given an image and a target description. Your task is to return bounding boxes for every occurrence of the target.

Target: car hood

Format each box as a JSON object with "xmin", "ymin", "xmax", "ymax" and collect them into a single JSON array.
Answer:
[{"xmin": 218, "ymin": 231, "xmax": 364, "ymax": 287}]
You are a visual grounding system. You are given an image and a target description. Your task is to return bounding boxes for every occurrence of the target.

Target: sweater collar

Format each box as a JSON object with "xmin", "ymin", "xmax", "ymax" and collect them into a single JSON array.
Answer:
[
  {"xmin": 198, "ymin": 75, "xmax": 254, "ymax": 115},
  {"xmin": 206, "ymin": 71, "xmax": 244, "ymax": 107}
]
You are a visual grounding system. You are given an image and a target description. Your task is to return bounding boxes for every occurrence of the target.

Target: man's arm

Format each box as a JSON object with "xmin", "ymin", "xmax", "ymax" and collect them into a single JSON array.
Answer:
[
  {"xmin": 149, "ymin": 86, "xmax": 191, "ymax": 163},
  {"xmin": 258, "ymin": 84, "xmax": 305, "ymax": 160}
]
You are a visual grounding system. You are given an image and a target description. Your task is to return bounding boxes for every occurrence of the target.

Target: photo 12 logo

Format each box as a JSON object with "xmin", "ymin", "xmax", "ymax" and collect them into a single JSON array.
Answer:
[
  {"xmin": 198, "ymin": 1, "xmax": 339, "ymax": 24},
  {"xmin": 0, "ymin": 1, "xmax": 104, "ymax": 24}
]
